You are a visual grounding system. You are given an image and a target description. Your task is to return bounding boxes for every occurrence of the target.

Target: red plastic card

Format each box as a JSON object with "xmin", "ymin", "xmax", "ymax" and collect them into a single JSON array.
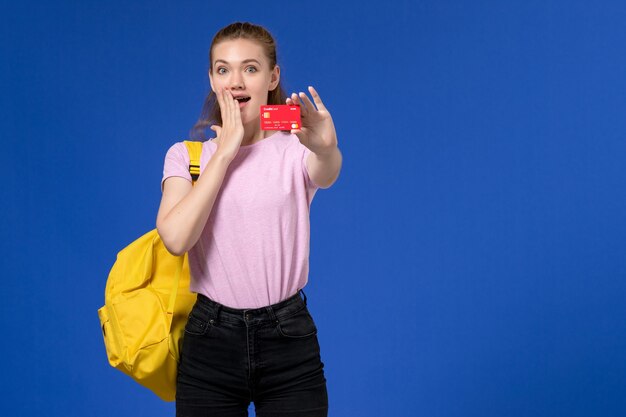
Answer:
[{"xmin": 260, "ymin": 105, "xmax": 302, "ymax": 131}]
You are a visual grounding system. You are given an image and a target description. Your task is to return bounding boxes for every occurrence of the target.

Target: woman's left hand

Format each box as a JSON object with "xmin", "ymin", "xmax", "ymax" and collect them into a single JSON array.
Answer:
[{"xmin": 287, "ymin": 86, "xmax": 338, "ymax": 156}]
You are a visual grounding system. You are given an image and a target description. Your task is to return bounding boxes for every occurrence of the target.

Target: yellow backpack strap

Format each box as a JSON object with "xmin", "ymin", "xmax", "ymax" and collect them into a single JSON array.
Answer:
[
  {"xmin": 183, "ymin": 141, "xmax": 203, "ymax": 185},
  {"xmin": 166, "ymin": 141, "xmax": 202, "ymax": 332}
]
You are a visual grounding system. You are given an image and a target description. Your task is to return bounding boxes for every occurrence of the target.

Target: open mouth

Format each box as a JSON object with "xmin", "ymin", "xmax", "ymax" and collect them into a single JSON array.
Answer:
[{"xmin": 235, "ymin": 97, "xmax": 251, "ymax": 103}]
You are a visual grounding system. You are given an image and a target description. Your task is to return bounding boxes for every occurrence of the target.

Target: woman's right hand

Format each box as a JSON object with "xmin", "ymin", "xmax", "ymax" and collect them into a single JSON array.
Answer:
[{"xmin": 210, "ymin": 88, "xmax": 244, "ymax": 162}]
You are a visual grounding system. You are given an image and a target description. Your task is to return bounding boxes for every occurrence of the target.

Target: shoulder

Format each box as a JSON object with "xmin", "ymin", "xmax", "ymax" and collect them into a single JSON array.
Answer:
[
  {"xmin": 164, "ymin": 140, "xmax": 209, "ymax": 164},
  {"xmin": 162, "ymin": 141, "xmax": 192, "ymax": 172},
  {"xmin": 165, "ymin": 140, "xmax": 186, "ymax": 155}
]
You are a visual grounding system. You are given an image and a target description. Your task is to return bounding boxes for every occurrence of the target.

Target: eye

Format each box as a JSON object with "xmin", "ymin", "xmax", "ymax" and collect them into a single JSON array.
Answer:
[
  {"xmin": 217, "ymin": 67, "xmax": 227, "ymax": 74},
  {"xmin": 246, "ymin": 66, "xmax": 257, "ymax": 73}
]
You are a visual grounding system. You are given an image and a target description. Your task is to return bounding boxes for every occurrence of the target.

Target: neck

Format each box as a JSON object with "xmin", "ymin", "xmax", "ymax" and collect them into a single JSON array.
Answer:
[
  {"xmin": 212, "ymin": 117, "xmax": 279, "ymax": 146},
  {"xmin": 240, "ymin": 116, "xmax": 277, "ymax": 145}
]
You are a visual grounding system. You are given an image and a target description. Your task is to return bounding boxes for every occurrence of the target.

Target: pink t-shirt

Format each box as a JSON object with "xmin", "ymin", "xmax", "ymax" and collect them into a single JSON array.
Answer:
[{"xmin": 160, "ymin": 131, "xmax": 320, "ymax": 309}]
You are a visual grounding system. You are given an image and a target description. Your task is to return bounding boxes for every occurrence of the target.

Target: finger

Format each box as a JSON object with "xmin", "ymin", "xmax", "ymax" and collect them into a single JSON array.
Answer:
[
  {"xmin": 217, "ymin": 88, "xmax": 228, "ymax": 121},
  {"xmin": 227, "ymin": 90, "xmax": 241, "ymax": 126},
  {"xmin": 210, "ymin": 125, "xmax": 222, "ymax": 136},
  {"xmin": 291, "ymin": 92, "xmax": 307, "ymax": 116},
  {"xmin": 223, "ymin": 89, "xmax": 231, "ymax": 123},
  {"xmin": 290, "ymin": 128, "xmax": 304, "ymax": 144},
  {"xmin": 298, "ymin": 91, "xmax": 317, "ymax": 113},
  {"xmin": 228, "ymin": 91, "xmax": 242, "ymax": 124},
  {"xmin": 307, "ymin": 86, "xmax": 327, "ymax": 111},
  {"xmin": 225, "ymin": 89, "xmax": 235, "ymax": 125}
]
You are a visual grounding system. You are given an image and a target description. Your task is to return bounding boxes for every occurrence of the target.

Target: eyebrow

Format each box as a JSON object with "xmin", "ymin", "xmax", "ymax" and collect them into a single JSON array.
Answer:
[{"xmin": 214, "ymin": 59, "xmax": 261, "ymax": 66}]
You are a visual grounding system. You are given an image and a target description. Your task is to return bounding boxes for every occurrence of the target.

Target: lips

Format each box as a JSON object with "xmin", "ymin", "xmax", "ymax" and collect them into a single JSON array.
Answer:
[
  {"xmin": 237, "ymin": 99, "xmax": 250, "ymax": 110},
  {"xmin": 234, "ymin": 96, "xmax": 251, "ymax": 103}
]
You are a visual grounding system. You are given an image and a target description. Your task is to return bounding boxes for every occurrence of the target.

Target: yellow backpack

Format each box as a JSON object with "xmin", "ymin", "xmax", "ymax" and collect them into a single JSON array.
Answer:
[{"xmin": 98, "ymin": 141, "xmax": 202, "ymax": 402}]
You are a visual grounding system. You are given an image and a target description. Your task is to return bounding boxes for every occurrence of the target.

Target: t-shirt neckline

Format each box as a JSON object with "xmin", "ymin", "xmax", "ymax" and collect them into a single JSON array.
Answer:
[{"xmin": 208, "ymin": 131, "xmax": 284, "ymax": 150}]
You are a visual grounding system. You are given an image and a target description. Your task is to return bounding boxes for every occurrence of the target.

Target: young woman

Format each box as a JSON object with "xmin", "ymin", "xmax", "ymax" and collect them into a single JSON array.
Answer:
[{"xmin": 156, "ymin": 22, "xmax": 342, "ymax": 416}]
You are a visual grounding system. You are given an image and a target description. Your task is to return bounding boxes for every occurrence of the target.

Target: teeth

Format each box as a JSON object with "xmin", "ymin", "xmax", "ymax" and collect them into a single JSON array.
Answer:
[{"xmin": 236, "ymin": 97, "xmax": 250, "ymax": 102}]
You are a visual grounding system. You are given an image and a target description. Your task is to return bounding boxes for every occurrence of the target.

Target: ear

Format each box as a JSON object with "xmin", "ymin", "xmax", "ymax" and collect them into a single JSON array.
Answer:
[
  {"xmin": 269, "ymin": 65, "xmax": 280, "ymax": 91},
  {"xmin": 208, "ymin": 69, "xmax": 215, "ymax": 93}
]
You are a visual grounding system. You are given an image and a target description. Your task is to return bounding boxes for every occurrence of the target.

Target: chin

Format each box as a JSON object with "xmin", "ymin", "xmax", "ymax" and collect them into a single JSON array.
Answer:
[{"xmin": 242, "ymin": 116, "xmax": 259, "ymax": 126}]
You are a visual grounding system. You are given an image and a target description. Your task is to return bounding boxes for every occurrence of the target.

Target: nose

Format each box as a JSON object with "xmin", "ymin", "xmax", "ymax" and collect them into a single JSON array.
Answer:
[{"xmin": 230, "ymin": 71, "xmax": 244, "ymax": 90}]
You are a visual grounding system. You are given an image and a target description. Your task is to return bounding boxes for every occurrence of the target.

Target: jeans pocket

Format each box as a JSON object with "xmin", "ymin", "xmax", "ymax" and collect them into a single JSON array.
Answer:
[
  {"xmin": 184, "ymin": 306, "xmax": 214, "ymax": 337},
  {"xmin": 276, "ymin": 307, "xmax": 318, "ymax": 339}
]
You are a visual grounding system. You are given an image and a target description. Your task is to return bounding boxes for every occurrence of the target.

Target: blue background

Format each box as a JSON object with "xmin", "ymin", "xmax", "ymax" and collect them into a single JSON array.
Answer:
[{"xmin": 1, "ymin": 1, "xmax": 625, "ymax": 416}]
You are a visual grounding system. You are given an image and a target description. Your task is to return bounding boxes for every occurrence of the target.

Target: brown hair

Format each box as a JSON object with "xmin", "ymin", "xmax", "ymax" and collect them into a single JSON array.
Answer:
[{"xmin": 189, "ymin": 22, "xmax": 289, "ymax": 141}]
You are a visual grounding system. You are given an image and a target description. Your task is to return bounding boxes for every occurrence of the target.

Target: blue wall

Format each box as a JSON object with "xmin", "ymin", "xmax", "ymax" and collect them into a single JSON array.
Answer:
[{"xmin": 1, "ymin": 1, "xmax": 625, "ymax": 416}]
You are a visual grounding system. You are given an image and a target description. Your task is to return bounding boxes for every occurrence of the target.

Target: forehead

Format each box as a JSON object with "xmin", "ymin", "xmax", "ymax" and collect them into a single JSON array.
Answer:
[{"xmin": 212, "ymin": 38, "xmax": 267, "ymax": 64}]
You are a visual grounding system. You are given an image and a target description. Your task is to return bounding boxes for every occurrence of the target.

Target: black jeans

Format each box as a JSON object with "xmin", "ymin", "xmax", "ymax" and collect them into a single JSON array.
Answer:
[{"xmin": 176, "ymin": 289, "xmax": 329, "ymax": 417}]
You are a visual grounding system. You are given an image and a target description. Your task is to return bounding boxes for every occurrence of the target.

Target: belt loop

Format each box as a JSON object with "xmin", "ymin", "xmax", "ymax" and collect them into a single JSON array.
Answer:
[
  {"xmin": 212, "ymin": 303, "xmax": 222, "ymax": 324},
  {"xmin": 265, "ymin": 304, "xmax": 278, "ymax": 324},
  {"xmin": 300, "ymin": 288, "xmax": 307, "ymax": 306}
]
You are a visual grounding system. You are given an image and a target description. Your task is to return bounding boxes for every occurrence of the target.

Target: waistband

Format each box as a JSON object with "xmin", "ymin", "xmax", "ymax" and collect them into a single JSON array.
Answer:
[{"xmin": 194, "ymin": 288, "xmax": 309, "ymax": 325}]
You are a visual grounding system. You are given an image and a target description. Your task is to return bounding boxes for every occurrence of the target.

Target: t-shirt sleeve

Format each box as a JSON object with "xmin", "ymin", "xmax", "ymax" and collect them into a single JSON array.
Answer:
[
  {"xmin": 301, "ymin": 144, "xmax": 321, "ymax": 204},
  {"xmin": 161, "ymin": 142, "xmax": 191, "ymax": 192}
]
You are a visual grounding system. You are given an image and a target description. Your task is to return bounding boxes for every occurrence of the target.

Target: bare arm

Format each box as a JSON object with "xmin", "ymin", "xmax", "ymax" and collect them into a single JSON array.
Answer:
[
  {"xmin": 286, "ymin": 86, "xmax": 341, "ymax": 189},
  {"xmin": 156, "ymin": 152, "xmax": 232, "ymax": 256},
  {"xmin": 157, "ymin": 88, "xmax": 247, "ymax": 256},
  {"xmin": 307, "ymin": 145, "xmax": 342, "ymax": 189}
]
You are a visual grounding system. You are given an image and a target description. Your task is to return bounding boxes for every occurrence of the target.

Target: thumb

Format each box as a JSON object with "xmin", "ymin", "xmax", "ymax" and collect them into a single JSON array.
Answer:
[
  {"xmin": 210, "ymin": 125, "xmax": 222, "ymax": 136},
  {"xmin": 291, "ymin": 129, "xmax": 305, "ymax": 144}
]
